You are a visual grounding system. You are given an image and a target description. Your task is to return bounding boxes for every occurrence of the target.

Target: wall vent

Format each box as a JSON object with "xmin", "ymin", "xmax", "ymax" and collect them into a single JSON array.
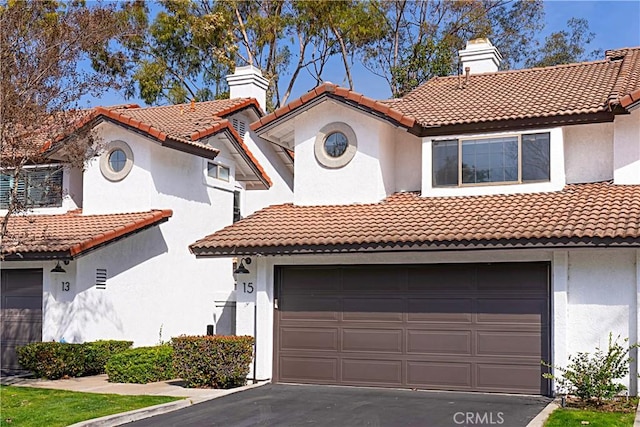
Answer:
[
  {"xmin": 232, "ymin": 118, "xmax": 247, "ymax": 138},
  {"xmin": 95, "ymin": 269, "xmax": 107, "ymax": 290}
]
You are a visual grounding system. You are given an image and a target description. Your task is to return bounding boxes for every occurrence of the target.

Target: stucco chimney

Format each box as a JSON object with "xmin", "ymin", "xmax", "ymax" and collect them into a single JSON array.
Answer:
[
  {"xmin": 459, "ymin": 38, "xmax": 502, "ymax": 74},
  {"xmin": 226, "ymin": 65, "xmax": 269, "ymax": 112}
]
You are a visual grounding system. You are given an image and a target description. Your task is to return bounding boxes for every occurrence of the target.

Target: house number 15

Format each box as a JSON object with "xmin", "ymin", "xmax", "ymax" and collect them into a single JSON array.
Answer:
[
  {"xmin": 242, "ymin": 282, "xmax": 254, "ymax": 294},
  {"xmin": 61, "ymin": 282, "xmax": 70, "ymax": 291}
]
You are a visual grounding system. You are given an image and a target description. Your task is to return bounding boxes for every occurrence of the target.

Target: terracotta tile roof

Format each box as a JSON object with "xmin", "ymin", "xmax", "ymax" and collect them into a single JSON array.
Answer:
[
  {"xmin": 250, "ymin": 82, "xmax": 416, "ymax": 132},
  {"xmin": 190, "ymin": 182, "xmax": 640, "ymax": 256},
  {"xmin": 2, "ymin": 209, "xmax": 172, "ymax": 260},
  {"xmin": 387, "ymin": 47, "xmax": 640, "ymax": 131},
  {"xmin": 40, "ymin": 98, "xmax": 271, "ymax": 188},
  {"xmin": 251, "ymin": 48, "xmax": 639, "ymax": 136}
]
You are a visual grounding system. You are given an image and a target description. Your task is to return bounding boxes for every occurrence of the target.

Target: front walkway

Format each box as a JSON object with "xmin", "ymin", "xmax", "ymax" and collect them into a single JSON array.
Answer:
[{"xmin": 4, "ymin": 374, "xmax": 261, "ymax": 400}]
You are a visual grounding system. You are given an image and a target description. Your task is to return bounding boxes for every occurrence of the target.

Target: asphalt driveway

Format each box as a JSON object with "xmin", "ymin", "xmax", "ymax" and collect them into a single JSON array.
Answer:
[{"xmin": 125, "ymin": 383, "xmax": 551, "ymax": 427}]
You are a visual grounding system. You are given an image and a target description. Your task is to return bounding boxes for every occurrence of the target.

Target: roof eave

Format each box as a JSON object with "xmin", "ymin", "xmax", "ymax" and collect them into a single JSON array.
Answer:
[
  {"xmin": 416, "ymin": 111, "xmax": 617, "ymax": 137},
  {"xmin": 191, "ymin": 236, "xmax": 640, "ymax": 258},
  {"xmin": 3, "ymin": 210, "xmax": 172, "ymax": 261}
]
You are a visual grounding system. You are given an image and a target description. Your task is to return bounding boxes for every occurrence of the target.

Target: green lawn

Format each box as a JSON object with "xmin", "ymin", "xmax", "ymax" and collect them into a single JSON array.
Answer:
[
  {"xmin": 544, "ymin": 407, "xmax": 636, "ymax": 427},
  {"xmin": 0, "ymin": 385, "xmax": 182, "ymax": 427}
]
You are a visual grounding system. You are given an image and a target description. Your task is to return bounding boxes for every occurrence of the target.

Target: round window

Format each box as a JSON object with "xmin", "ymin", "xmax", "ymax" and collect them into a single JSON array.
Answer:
[
  {"xmin": 100, "ymin": 141, "xmax": 134, "ymax": 182},
  {"xmin": 324, "ymin": 132, "xmax": 348, "ymax": 158},
  {"xmin": 108, "ymin": 149, "xmax": 127, "ymax": 172},
  {"xmin": 314, "ymin": 122, "xmax": 357, "ymax": 169}
]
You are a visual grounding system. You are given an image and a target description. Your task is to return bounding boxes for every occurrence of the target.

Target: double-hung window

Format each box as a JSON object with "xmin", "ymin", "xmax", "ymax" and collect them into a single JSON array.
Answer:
[
  {"xmin": 433, "ymin": 132, "xmax": 550, "ymax": 187},
  {"xmin": 0, "ymin": 166, "xmax": 63, "ymax": 209}
]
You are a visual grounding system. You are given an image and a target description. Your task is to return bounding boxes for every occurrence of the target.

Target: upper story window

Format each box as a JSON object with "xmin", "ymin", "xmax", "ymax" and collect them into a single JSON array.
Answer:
[
  {"xmin": 0, "ymin": 166, "xmax": 63, "ymax": 209},
  {"xmin": 233, "ymin": 190, "xmax": 241, "ymax": 223},
  {"xmin": 208, "ymin": 162, "xmax": 230, "ymax": 181},
  {"xmin": 100, "ymin": 140, "xmax": 134, "ymax": 182},
  {"xmin": 433, "ymin": 132, "xmax": 550, "ymax": 187},
  {"xmin": 314, "ymin": 122, "xmax": 358, "ymax": 168},
  {"xmin": 324, "ymin": 132, "xmax": 349, "ymax": 157}
]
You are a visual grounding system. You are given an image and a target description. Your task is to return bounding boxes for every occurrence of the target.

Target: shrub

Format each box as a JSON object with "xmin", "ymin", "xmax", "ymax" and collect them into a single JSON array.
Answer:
[
  {"xmin": 17, "ymin": 342, "xmax": 87, "ymax": 379},
  {"xmin": 542, "ymin": 333, "xmax": 640, "ymax": 403},
  {"xmin": 172, "ymin": 335, "xmax": 254, "ymax": 389},
  {"xmin": 17, "ymin": 340, "xmax": 133, "ymax": 379},
  {"xmin": 106, "ymin": 345, "xmax": 175, "ymax": 384},
  {"xmin": 84, "ymin": 340, "xmax": 133, "ymax": 375}
]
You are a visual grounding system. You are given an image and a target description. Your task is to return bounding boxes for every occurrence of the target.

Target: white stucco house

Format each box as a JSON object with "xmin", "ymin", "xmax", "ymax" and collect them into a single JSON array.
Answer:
[
  {"xmin": 191, "ymin": 40, "xmax": 640, "ymax": 396},
  {"xmin": 0, "ymin": 67, "xmax": 293, "ymax": 373}
]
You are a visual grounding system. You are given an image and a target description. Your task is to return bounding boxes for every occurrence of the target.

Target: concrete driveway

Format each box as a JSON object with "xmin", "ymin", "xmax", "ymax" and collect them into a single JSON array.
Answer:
[{"xmin": 124, "ymin": 383, "xmax": 551, "ymax": 427}]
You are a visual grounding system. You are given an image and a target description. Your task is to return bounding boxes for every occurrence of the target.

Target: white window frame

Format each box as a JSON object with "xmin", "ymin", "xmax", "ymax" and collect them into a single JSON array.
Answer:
[
  {"xmin": 422, "ymin": 127, "xmax": 565, "ymax": 198},
  {"xmin": 432, "ymin": 132, "xmax": 551, "ymax": 188}
]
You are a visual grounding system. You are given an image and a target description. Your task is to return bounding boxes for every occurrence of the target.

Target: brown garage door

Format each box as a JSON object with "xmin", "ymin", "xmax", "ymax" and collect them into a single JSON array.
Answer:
[
  {"xmin": 274, "ymin": 263, "xmax": 550, "ymax": 395},
  {"xmin": 1, "ymin": 269, "xmax": 43, "ymax": 373}
]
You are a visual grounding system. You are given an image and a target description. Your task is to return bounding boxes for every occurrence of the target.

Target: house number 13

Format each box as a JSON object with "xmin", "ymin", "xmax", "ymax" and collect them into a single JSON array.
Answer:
[
  {"xmin": 61, "ymin": 282, "xmax": 70, "ymax": 291},
  {"xmin": 242, "ymin": 282, "xmax": 254, "ymax": 294}
]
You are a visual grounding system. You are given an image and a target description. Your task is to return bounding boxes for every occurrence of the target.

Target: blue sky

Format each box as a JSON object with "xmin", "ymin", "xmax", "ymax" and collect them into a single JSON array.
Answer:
[{"xmin": 90, "ymin": 0, "xmax": 640, "ymax": 107}]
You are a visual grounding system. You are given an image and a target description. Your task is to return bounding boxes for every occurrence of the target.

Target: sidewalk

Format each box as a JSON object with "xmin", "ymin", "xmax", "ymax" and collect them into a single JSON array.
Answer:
[{"xmin": 3, "ymin": 374, "xmax": 268, "ymax": 426}]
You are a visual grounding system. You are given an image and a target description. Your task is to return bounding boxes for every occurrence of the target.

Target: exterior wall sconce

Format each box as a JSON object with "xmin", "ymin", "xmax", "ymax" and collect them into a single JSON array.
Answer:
[
  {"xmin": 233, "ymin": 257, "xmax": 251, "ymax": 274},
  {"xmin": 51, "ymin": 260, "xmax": 68, "ymax": 273}
]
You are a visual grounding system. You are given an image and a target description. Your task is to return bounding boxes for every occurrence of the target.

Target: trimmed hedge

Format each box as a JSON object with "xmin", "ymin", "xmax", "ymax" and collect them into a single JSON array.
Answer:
[
  {"xmin": 172, "ymin": 335, "xmax": 254, "ymax": 389},
  {"xmin": 84, "ymin": 340, "xmax": 134, "ymax": 375},
  {"xmin": 105, "ymin": 345, "xmax": 175, "ymax": 384},
  {"xmin": 16, "ymin": 340, "xmax": 132, "ymax": 379}
]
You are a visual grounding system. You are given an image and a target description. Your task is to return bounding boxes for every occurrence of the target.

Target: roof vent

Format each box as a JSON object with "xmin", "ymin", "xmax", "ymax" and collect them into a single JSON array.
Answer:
[{"xmin": 459, "ymin": 38, "xmax": 503, "ymax": 75}]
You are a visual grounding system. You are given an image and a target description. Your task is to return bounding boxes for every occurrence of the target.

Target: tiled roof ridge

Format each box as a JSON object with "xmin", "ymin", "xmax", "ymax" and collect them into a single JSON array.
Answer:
[
  {"xmin": 251, "ymin": 82, "xmax": 416, "ymax": 131},
  {"xmin": 113, "ymin": 98, "xmax": 251, "ymax": 113}
]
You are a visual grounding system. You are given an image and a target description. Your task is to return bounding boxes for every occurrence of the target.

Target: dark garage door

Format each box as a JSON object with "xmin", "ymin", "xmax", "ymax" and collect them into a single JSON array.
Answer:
[
  {"xmin": 1, "ymin": 269, "xmax": 43, "ymax": 373},
  {"xmin": 274, "ymin": 263, "xmax": 550, "ymax": 395}
]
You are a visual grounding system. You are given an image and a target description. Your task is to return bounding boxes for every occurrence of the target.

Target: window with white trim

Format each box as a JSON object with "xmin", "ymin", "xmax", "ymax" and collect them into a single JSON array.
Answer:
[
  {"xmin": 207, "ymin": 162, "xmax": 230, "ymax": 182},
  {"xmin": 0, "ymin": 166, "xmax": 63, "ymax": 209},
  {"xmin": 432, "ymin": 132, "xmax": 550, "ymax": 187}
]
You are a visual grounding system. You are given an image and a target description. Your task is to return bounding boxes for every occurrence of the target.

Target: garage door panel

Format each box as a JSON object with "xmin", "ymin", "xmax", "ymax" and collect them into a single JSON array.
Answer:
[
  {"xmin": 342, "ymin": 359, "xmax": 402, "ymax": 385},
  {"xmin": 407, "ymin": 299, "xmax": 473, "ymax": 323},
  {"xmin": 280, "ymin": 296, "xmax": 340, "ymax": 321},
  {"xmin": 342, "ymin": 298, "xmax": 403, "ymax": 322},
  {"xmin": 281, "ymin": 268, "xmax": 341, "ymax": 293},
  {"xmin": 407, "ymin": 330, "xmax": 472, "ymax": 355},
  {"xmin": 342, "ymin": 329, "xmax": 402, "ymax": 353},
  {"xmin": 342, "ymin": 268, "xmax": 403, "ymax": 292},
  {"xmin": 477, "ymin": 298, "xmax": 547, "ymax": 324},
  {"xmin": 1, "ymin": 318, "xmax": 42, "ymax": 341},
  {"xmin": 476, "ymin": 331, "xmax": 542, "ymax": 357},
  {"xmin": 1, "ymin": 269, "xmax": 43, "ymax": 372},
  {"xmin": 407, "ymin": 361, "xmax": 472, "ymax": 388},
  {"xmin": 476, "ymin": 363, "xmax": 544, "ymax": 393},
  {"xmin": 280, "ymin": 357, "xmax": 338, "ymax": 382},
  {"xmin": 407, "ymin": 265, "xmax": 475, "ymax": 291},
  {"xmin": 280, "ymin": 327, "xmax": 339, "ymax": 351},
  {"xmin": 477, "ymin": 264, "xmax": 548, "ymax": 292},
  {"xmin": 275, "ymin": 263, "xmax": 550, "ymax": 395}
]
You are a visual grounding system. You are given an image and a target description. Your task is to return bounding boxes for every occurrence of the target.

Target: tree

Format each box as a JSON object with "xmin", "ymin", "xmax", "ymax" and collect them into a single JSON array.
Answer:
[
  {"xmin": 363, "ymin": 0, "xmax": 546, "ymax": 97},
  {"xmin": 98, "ymin": 1, "xmax": 599, "ymax": 107},
  {"xmin": 525, "ymin": 18, "xmax": 601, "ymax": 68},
  {"xmin": 116, "ymin": 0, "xmax": 386, "ymax": 109},
  {"xmin": 0, "ymin": 0, "xmax": 140, "ymax": 244}
]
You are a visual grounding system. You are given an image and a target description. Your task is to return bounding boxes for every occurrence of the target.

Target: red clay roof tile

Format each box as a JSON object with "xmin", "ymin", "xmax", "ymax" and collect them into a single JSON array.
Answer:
[
  {"xmin": 388, "ymin": 48, "xmax": 640, "ymax": 129},
  {"xmin": 252, "ymin": 82, "xmax": 416, "ymax": 132},
  {"xmin": 190, "ymin": 183, "xmax": 640, "ymax": 256},
  {"xmin": 3, "ymin": 210, "xmax": 172, "ymax": 259}
]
